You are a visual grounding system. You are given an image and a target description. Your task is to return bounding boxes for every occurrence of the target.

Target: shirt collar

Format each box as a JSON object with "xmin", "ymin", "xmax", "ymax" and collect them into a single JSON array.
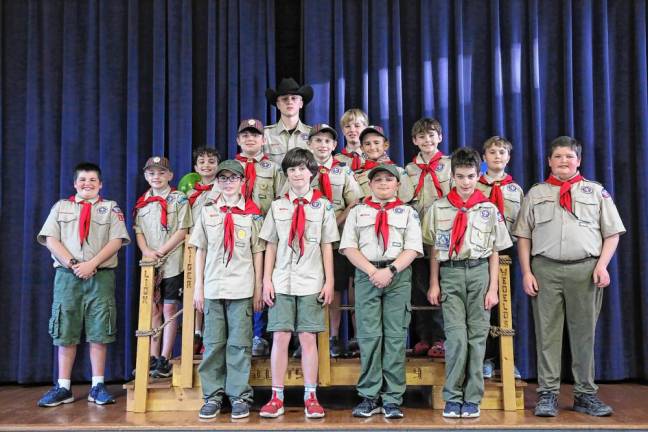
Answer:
[
  {"xmin": 288, "ymin": 188, "xmax": 314, "ymax": 203},
  {"xmin": 216, "ymin": 194, "xmax": 246, "ymax": 211},
  {"xmin": 73, "ymin": 195, "xmax": 101, "ymax": 204},
  {"xmin": 148, "ymin": 187, "xmax": 171, "ymax": 199}
]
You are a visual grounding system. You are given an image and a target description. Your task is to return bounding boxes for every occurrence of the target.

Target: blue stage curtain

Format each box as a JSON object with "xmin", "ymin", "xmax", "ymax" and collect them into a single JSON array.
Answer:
[
  {"xmin": 0, "ymin": 0, "xmax": 275, "ymax": 383},
  {"xmin": 304, "ymin": 0, "xmax": 648, "ymax": 381}
]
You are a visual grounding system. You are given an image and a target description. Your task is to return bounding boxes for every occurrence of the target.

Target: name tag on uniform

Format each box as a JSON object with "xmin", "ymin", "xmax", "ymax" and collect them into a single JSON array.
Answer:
[
  {"xmin": 308, "ymin": 237, "xmax": 318, "ymax": 243},
  {"xmin": 236, "ymin": 241, "xmax": 245, "ymax": 247},
  {"xmin": 391, "ymin": 241, "xmax": 402, "ymax": 247}
]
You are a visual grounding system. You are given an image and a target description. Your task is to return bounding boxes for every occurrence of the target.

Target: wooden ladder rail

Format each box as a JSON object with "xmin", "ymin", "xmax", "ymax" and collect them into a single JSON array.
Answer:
[
  {"xmin": 133, "ymin": 261, "xmax": 156, "ymax": 413},
  {"xmin": 498, "ymin": 255, "xmax": 517, "ymax": 411}
]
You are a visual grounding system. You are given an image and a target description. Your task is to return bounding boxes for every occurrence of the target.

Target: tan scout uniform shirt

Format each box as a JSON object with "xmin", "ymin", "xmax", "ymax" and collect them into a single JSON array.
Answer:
[
  {"xmin": 355, "ymin": 163, "xmax": 415, "ymax": 203},
  {"xmin": 422, "ymin": 198, "xmax": 512, "ymax": 261},
  {"xmin": 475, "ymin": 173, "xmax": 525, "ymax": 233},
  {"xmin": 405, "ymin": 153, "xmax": 452, "ymax": 216},
  {"xmin": 236, "ymin": 152, "xmax": 285, "ymax": 215},
  {"xmin": 512, "ymin": 179, "xmax": 626, "ymax": 261},
  {"xmin": 189, "ymin": 195, "xmax": 266, "ymax": 299},
  {"xmin": 334, "ymin": 150, "xmax": 365, "ymax": 172},
  {"xmin": 259, "ymin": 189, "xmax": 340, "ymax": 296},
  {"xmin": 186, "ymin": 180, "xmax": 217, "ymax": 224},
  {"xmin": 134, "ymin": 188, "xmax": 193, "ymax": 278},
  {"xmin": 38, "ymin": 195, "xmax": 131, "ymax": 268},
  {"xmin": 339, "ymin": 197, "xmax": 424, "ymax": 261},
  {"xmin": 263, "ymin": 119, "xmax": 312, "ymax": 165}
]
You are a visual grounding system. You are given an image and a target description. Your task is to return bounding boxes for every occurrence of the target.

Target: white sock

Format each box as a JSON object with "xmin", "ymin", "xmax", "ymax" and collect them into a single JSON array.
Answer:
[
  {"xmin": 304, "ymin": 383, "xmax": 317, "ymax": 401},
  {"xmin": 195, "ymin": 330, "xmax": 202, "ymax": 337},
  {"xmin": 91, "ymin": 376, "xmax": 104, "ymax": 387},
  {"xmin": 58, "ymin": 379, "xmax": 71, "ymax": 390},
  {"xmin": 271, "ymin": 386, "xmax": 284, "ymax": 401}
]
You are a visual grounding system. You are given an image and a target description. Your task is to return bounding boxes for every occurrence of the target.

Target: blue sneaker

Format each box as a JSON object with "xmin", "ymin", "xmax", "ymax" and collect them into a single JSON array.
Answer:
[
  {"xmin": 461, "ymin": 402, "xmax": 480, "ymax": 418},
  {"xmin": 87, "ymin": 383, "xmax": 115, "ymax": 405},
  {"xmin": 38, "ymin": 384, "xmax": 74, "ymax": 407},
  {"xmin": 442, "ymin": 401, "xmax": 462, "ymax": 418},
  {"xmin": 483, "ymin": 358, "xmax": 495, "ymax": 379}
]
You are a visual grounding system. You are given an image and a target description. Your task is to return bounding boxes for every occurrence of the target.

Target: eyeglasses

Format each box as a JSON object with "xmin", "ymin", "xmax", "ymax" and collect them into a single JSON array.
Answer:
[{"xmin": 217, "ymin": 175, "xmax": 242, "ymax": 183}]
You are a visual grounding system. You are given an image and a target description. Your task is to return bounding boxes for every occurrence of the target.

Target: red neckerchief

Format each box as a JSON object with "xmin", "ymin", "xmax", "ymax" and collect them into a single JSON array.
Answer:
[
  {"xmin": 318, "ymin": 159, "xmax": 340, "ymax": 202},
  {"xmin": 188, "ymin": 183, "xmax": 213, "ymax": 207},
  {"xmin": 69, "ymin": 195, "xmax": 101, "ymax": 245},
  {"xmin": 362, "ymin": 158, "xmax": 394, "ymax": 171},
  {"xmin": 362, "ymin": 196, "xmax": 404, "ymax": 252},
  {"xmin": 446, "ymin": 188, "xmax": 489, "ymax": 258},
  {"xmin": 285, "ymin": 189, "xmax": 323, "ymax": 258},
  {"xmin": 220, "ymin": 198, "xmax": 261, "ymax": 266},
  {"xmin": 478, "ymin": 174, "xmax": 514, "ymax": 215},
  {"xmin": 413, "ymin": 152, "xmax": 444, "ymax": 199},
  {"xmin": 341, "ymin": 148, "xmax": 362, "ymax": 171},
  {"xmin": 236, "ymin": 153, "xmax": 269, "ymax": 201},
  {"xmin": 545, "ymin": 173, "xmax": 584, "ymax": 214},
  {"xmin": 134, "ymin": 189, "xmax": 175, "ymax": 228}
]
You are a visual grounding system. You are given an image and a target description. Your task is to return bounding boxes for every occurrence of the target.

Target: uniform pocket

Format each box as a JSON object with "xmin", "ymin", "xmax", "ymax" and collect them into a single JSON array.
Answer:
[
  {"xmin": 532, "ymin": 198, "xmax": 554, "ymax": 224},
  {"xmin": 403, "ymin": 303, "xmax": 412, "ymax": 329},
  {"xmin": 49, "ymin": 304, "xmax": 62, "ymax": 339},
  {"xmin": 469, "ymin": 221, "xmax": 491, "ymax": 249},
  {"xmin": 573, "ymin": 196, "xmax": 600, "ymax": 225}
]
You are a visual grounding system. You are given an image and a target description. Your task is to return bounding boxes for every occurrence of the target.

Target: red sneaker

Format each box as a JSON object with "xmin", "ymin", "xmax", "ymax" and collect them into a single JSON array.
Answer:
[
  {"xmin": 304, "ymin": 394, "xmax": 325, "ymax": 418},
  {"xmin": 413, "ymin": 341, "xmax": 431, "ymax": 356},
  {"xmin": 427, "ymin": 340, "xmax": 445, "ymax": 358},
  {"xmin": 260, "ymin": 394, "xmax": 284, "ymax": 418}
]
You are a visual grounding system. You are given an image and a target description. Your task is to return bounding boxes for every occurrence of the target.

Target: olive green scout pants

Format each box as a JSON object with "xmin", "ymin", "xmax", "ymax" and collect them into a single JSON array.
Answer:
[{"xmin": 354, "ymin": 267, "xmax": 412, "ymax": 406}]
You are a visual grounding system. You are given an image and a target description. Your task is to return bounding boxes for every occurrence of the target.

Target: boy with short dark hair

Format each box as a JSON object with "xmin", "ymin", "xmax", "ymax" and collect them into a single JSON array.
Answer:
[
  {"xmin": 37, "ymin": 162, "xmax": 131, "ymax": 407},
  {"xmin": 423, "ymin": 148, "xmax": 512, "ymax": 419},
  {"xmin": 134, "ymin": 156, "xmax": 192, "ymax": 378},
  {"xmin": 405, "ymin": 117, "xmax": 451, "ymax": 359},
  {"xmin": 513, "ymin": 136, "xmax": 625, "ymax": 418},
  {"xmin": 259, "ymin": 148, "xmax": 339, "ymax": 419},
  {"xmin": 355, "ymin": 125, "xmax": 414, "ymax": 202},
  {"xmin": 307, "ymin": 123, "xmax": 363, "ymax": 356},
  {"xmin": 340, "ymin": 164, "xmax": 423, "ymax": 419},
  {"xmin": 190, "ymin": 160, "xmax": 265, "ymax": 420}
]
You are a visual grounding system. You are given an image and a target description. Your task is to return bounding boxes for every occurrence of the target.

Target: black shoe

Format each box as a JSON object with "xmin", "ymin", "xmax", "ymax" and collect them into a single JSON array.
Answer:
[
  {"xmin": 534, "ymin": 391, "xmax": 558, "ymax": 417},
  {"xmin": 199, "ymin": 400, "xmax": 222, "ymax": 419},
  {"xmin": 382, "ymin": 403, "xmax": 404, "ymax": 419},
  {"xmin": 573, "ymin": 393, "xmax": 613, "ymax": 417},
  {"xmin": 231, "ymin": 399, "xmax": 250, "ymax": 419},
  {"xmin": 352, "ymin": 398, "xmax": 381, "ymax": 417},
  {"xmin": 329, "ymin": 336, "xmax": 342, "ymax": 358},
  {"xmin": 152, "ymin": 356, "xmax": 172, "ymax": 378}
]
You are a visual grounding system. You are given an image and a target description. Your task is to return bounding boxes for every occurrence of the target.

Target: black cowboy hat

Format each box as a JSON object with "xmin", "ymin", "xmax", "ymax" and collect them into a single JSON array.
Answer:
[{"xmin": 265, "ymin": 77, "xmax": 313, "ymax": 106}]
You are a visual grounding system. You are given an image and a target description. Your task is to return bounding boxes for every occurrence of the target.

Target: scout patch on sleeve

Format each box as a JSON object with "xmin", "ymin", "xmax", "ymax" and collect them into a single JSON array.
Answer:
[
  {"xmin": 253, "ymin": 215, "xmax": 264, "ymax": 222},
  {"xmin": 112, "ymin": 206, "xmax": 125, "ymax": 221},
  {"xmin": 602, "ymin": 189, "xmax": 611, "ymax": 198},
  {"xmin": 436, "ymin": 230, "xmax": 450, "ymax": 250},
  {"xmin": 495, "ymin": 210, "xmax": 504, "ymax": 222},
  {"xmin": 301, "ymin": 133, "xmax": 310, "ymax": 141},
  {"xmin": 177, "ymin": 195, "xmax": 188, "ymax": 204},
  {"xmin": 166, "ymin": 195, "xmax": 175, "ymax": 204},
  {"xmin": 326, "ymin": 203, "xmax": 334, "ymax": 211}
]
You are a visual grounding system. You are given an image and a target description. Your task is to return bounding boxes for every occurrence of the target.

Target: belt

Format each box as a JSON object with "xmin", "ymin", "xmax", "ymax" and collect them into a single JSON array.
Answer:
[
  {"xmin": 440, "ymin": 258, "xmax": 487, "ymax": 268},
  {"xmin": 56, "ymin": 267, "xmax": 113, "ymax": 274},
  {"xmin": 535, "ymin": 255, "xmax": 598, "ymax": 264},
  {"xmin": 369, "ymin": 260, "xmax": 395, "ymax": 268}
]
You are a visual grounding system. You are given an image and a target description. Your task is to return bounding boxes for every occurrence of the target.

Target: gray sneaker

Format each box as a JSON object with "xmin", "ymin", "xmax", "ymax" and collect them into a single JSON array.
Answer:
[
  {"xmin": 573, "ymin": 393, "xmax": 613, "ymax": 417},
  {"xmin": 252, "ymin": 336, "xmax": 269, "ymax": 356},
  {"xmin": 534, "ymin": 391, "xmax": 558, "ymax": 417},
  {"xmin": 199, "ymin": 400, "xmax": 222, "ymax": 419},
  {"xmin": 231, "ymin": 399, "xmax": 250, "ymax": 419}
]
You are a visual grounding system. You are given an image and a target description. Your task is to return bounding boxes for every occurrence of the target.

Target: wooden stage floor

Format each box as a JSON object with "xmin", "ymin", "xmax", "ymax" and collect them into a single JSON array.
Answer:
[{"xmin": 1, "ymin": 383, "xmax": 647, "ymax": 431}]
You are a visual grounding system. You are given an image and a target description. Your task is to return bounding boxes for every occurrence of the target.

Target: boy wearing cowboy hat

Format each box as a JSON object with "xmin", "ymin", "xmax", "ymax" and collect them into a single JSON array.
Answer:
[{"xmin": 264, "ymin": 78, "xmax": 313, "ymax": 165}]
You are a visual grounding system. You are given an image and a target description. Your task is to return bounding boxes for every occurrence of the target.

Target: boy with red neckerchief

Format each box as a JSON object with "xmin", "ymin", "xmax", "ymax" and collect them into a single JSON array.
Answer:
[
  {"xmin": 404, "ymin": 118, "xmax": 451, "ymax": 359},
  {"xmin": 189, "ymin": 160, "xmax": 265, "ymax": 420},
  {"xmin": 259, "ymin": 148, "xmax": 339, "ymax": 419},
  {"xmin": 185, "ymin": 147, "xmax": 220, "ymax": 354},
  {"xmin": 133, "ymin": 156, "xmax": 193, "ymax": 379},
  {"xmin": 234, "ymin": 118, "xmax": 285, "ymax": 358},
  {"xmin": 513, "ymin": 136, "xmax": 625, "ymax": 418},
  {"xmin": 354, "ymin": 125, "xmax": 414, "ymax": 202},
  {"xmin": 306, "ymin": 123, "xmax": 363, "ymax": 357},
  {"xmin": 334, "ymin": 108, "xmax": 368, "ymax": 172},
  {"xmin": 339, "ymin": 164, "xmax": 423, "ymax": 419},
  {"xmin": 475, "ymin": 136, "xmax": 524, "ymax": 379},
  {"xmin": 37, "ymin": 163, "xmax": 130, "ymax": 408},
  {"xmin": 423, "ymin": 148, "xmax": 512, "ymax": 419}
]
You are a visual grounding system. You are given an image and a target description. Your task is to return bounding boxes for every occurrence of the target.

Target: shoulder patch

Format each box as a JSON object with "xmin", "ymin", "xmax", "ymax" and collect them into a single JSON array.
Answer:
[
  {"xmin": 166, "ymin": 195, "xmax": 175, "ymax": 203},
  {"xmin": 253, "ymin": 214, "xmax": 264, "ymax": 221},
  {"xmin": 112, "ymin": 206, "xmax": 122, "ymax": 214},
  {"xmin": 394, "ymin": 207, "xmax": 404, "ymax": 214},
  {"xmin": 602, "ymin": 189, "xmax": 611, "ymax": 198},
  {"xmin": 507, "ymin": 184, "xmax": 517, "ymax": 192},
  {"xmin": 581, "ymin": 185, "xmax": 593, "ymax": 194},
  {"xmin": 435, "ymin": 163, "xmax": 445, "ymax": 172},
  {"xmin": 300, "ymin": 133, "xmax": 310, "ymax": 141},
  {"xmin": 496, "ymin": 209, "xmax": 504, "ymax": 222},
  {"xmin": 480, "ymin": 209, "xmax": 491, "ymax": 219},
  {"xmin": 177, "ymin": 194, "xmax": 188, "ymax": 204},
  {"xmin": 260, "ymin": 161, "xmax": 271, "ymax": 169},
  {"xmin": 310, "ymin": 200, "xmax": 322, "ymax": 209},
  {"xmin": 97, "ymin": 206, "xmax": 108, "ymax": 214},
  {"xmin": 326, "ymin": 203, "xmax": 334, "ymax": 211}
]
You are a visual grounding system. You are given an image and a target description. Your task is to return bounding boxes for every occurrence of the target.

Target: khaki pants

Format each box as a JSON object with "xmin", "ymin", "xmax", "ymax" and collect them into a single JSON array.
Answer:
[
  {"xmin": 354, "ymin": 267, "xmax": 412, "ymax": 406},
  {"xmin": 440, "ymin": 260, "xmax": 490, "ymax": 404},
  {"xmin": 199, "ymin": 298, "xmax": 253, "ymax": 403},
  {"xmin": 531, "ymin": 256, "xmax": 602, "ymax": 395}
]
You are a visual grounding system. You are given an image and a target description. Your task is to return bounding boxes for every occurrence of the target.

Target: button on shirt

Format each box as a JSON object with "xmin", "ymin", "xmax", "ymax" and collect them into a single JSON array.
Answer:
[
  {"xmin": 475, "ymin": 173, "xmax": 524, "ymax": 233},
  {"xmin": 263, "ymin": 119, "xmax": 312, "ymax": 165},
  {"xmin": 339, "ymin": 197, "xmax": 424, "ymax": 261},
  {"xmin": 38, "ymin": 195, "xmax": 131, "ymax": 268},
  {"xmin": 134, "ymin": 188, "xmax": 193, "ymax": 278},
  {"xmin": 512, "ymin": 180, "xmax": 626, "ymax": 261},
  {"xmin": 405, "ymin": 153, "xmax": 452, "ymax": 216},
  {"xmin": 259, "ymin": 189, "xmax": 340, "ymax": 296},
  {"xmin": 422, "ymin": 198, "xmax": 512, "ymax": 261},
  {"xmin": 189, "ymin": 195, "xmax": 266, "ymax": 299}
]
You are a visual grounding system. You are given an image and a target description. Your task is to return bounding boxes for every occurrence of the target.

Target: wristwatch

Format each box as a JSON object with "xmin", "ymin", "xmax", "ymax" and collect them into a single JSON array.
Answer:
[
  {"xmin": 388, "ymin": 264, "xmax": 398, "ymax": 275},
  {"xmin": 68, "ymin": 258, "xmax": 79, "ymax": 267}
]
